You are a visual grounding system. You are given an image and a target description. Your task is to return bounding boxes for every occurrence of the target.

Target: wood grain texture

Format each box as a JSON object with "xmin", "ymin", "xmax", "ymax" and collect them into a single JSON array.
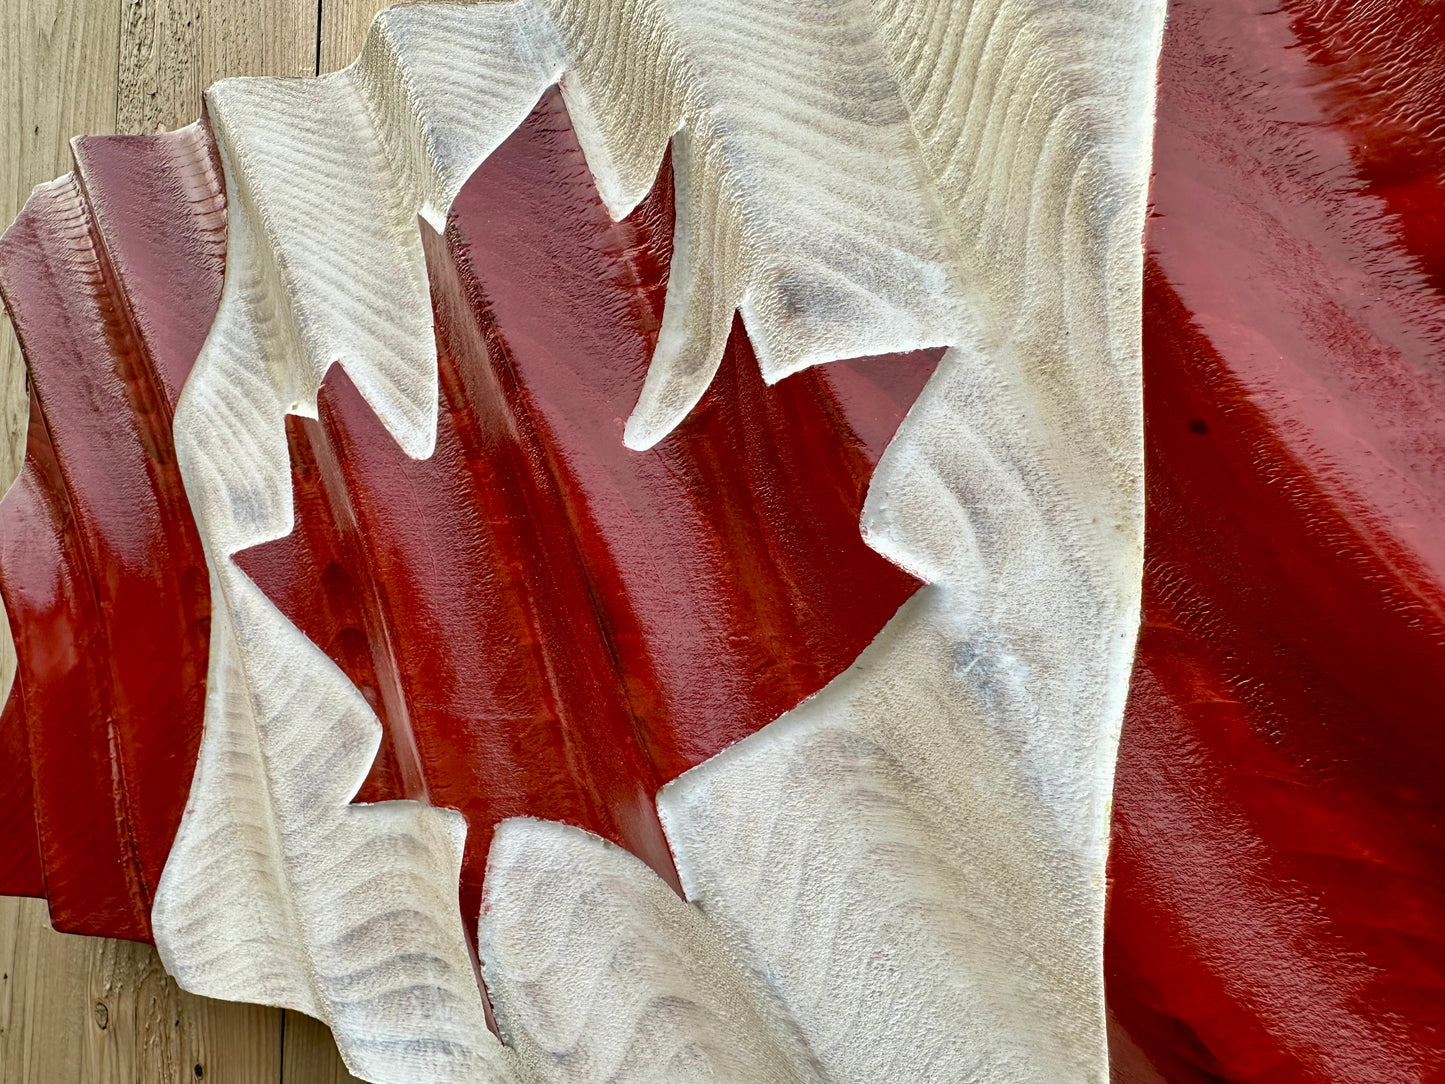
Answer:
[
  {"xmin": 0, "ymin": 2, "xmax": 130, "ymax": 1078},
  {"xmin": 3, "ymin": 0, "xmax": 1161, "ymax": 1079},
  {"xmin": 480, "ymin": 819, "xmax": 822, "ymax": 1083},
  {"xmin": 0, "ymin": 898, "xmax": 283, "ymax": 1083},
  {"xmin": 0, "ymin": 0, "xmax": 121, "ymax": 229},
  {"xmin": 118, "ymin": 0, "xmax": 317, "ymax": 133},
  {"xmin": 0, "ymin": 326, "xmax": 22, "ymax": 513},
  {"xmin": 318, "ymin": 0, "xmax": 395, "ymax": 74},
  {"xmin": 151, "ymin": 1, "xmax": 1160, "ymax": 1081},
  {"xmin": 660, "ymin": 0, "xmax": 1161, "ymax": 1076},
  {"xmin": 1107, "ymin": 0, "xmax": 1445, "ymax": 1076},
  {"xmin": 0, "ymin": 0, "xmax": 357, "ymax": 1080},
  {"xmin": 282, "ymin": 1012, "xmax": 366, "ymax": 1084},
  {"xmin": 247, "ymin": 11, "xmax": 399, "ymax": 1080},
  {"xmin": 228, "ymin": 91, "xmax": 937, "ymax": 969},
  {"xmin": 0, "ymin": 149, "xmax": 216, "ymax": 936}
]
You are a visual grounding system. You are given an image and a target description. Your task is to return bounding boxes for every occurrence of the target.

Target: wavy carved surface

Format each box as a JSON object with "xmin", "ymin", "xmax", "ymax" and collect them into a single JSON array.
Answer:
[
  {"xmin": 1109, "ymin": 0, "xmax": 1445, "ymax": 1078},
  {"xmin": 2, "ymin": 0, "xmax": 1441, "ymax": 1080},
  {"xmin": 0, "ymin": 125, "xmax": 223, "ymax": 940},
  {"xmin": 232, "ymin": 87, "xmax": 939, "ymax": 952},
  {"xmin": 0, "ymin": 102, "xmax": 942, "ymax": 1084},
  {"xmin": 480, "ymin": 818, "xmax": 824, "ymax": 1083},
  {"xmin": 0, "ymin": 0, "xmax": 1161, "ymax": 1080},
  {"xmin": 148, "ymin": 1, "xmax": 1158, "ymax": 1079}
]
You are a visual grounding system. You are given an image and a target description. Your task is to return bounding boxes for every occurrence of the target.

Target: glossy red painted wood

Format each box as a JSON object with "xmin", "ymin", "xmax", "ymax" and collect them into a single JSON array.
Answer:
[
  {"xmin": 0, "ymin": 675, "xmax": 42, "ymax": 899},
  {"xmin": 1107, "ymin": 0, "xmax": 1445, "ymax": 1077},
  {"xmin": 1, "ymin": 15, "xmax": 1432, "ymax": 1071},
  {"xmin": 0, "ymin": 127, "xmax": 223, "ymax": 939},
  {"xmin": 236, "ymin": 88, "xmax": 939, "ymax": 936}
]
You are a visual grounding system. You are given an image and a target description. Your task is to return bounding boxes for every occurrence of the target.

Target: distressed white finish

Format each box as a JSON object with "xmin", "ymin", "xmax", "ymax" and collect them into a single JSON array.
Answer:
[
  {"xmin": 155, "ymin": 10, "xmax": 559, "ymax": 1082},
  {"xmin": 140, "ymin": 0, "xmax": 1165, "ymax": 1081},
  {"xmin": 481, "ymin": 819, "xmax": 822, "ymax": 1084},
  {"xmin": 548, "ymin": 0, "xmax": 967, "ymax": 448},
  {"xmin": 655, "ymin": 0, "xmax": 1163, "ymax": 1077}
]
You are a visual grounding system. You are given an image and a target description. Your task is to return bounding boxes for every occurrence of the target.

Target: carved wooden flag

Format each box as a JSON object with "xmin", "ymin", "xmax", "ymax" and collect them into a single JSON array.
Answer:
[
  {"xmin": 0, "ymin": 0, "xmax": 1437, "ymax": 1081},
  {"xmin": 232, "ymin": 88, "xmax": 942, "ymax": 938}
]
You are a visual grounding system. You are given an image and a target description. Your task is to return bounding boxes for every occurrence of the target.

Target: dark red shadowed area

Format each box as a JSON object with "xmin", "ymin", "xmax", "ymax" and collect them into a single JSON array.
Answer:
[
  {"xmin": 1107, "ymin": 0, "xmax": 1445, "ymax": 1078},
  {"xmin": 0, "ymin": 127, "xmax": 223, "ymax": 939},
  {"xmin": 0, "ymin": 680, "xmax": 42, "ymax": 898},
  {"xmin": 235, "ymin": 87, "xmax": 939, "ymax": 935}
]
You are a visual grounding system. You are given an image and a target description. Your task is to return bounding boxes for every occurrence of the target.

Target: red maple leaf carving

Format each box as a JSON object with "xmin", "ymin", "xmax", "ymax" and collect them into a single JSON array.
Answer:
[{"xmin": 234, "ymin": 88, "xmax": 941, "ymax": 933}]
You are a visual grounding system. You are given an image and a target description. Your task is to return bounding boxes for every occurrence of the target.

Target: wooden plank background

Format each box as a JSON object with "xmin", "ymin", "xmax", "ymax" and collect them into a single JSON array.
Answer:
[{"xmin": 0, "ymin": 1, "xmax": 398, "ymax": 1079}]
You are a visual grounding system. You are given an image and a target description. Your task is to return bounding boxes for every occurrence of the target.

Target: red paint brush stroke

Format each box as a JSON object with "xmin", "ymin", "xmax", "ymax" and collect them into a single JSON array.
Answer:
[
  {"xmin": 1107, "ymin": 0, "xmax": 1445, "ymax": 1078},
  {"xmin": 0, "ymin": 127, "xmax": 223, "ymax": 939},
  {"xmin": 236, "ymin": 88, "xmax": 940, "ymax": 934}
]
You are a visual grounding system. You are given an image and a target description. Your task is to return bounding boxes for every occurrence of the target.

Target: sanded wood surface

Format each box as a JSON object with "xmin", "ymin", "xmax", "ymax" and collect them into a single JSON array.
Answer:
[
  {"xmin": 318, "ymin": 0, "xmax": 393, "ymax": 73},
  {"xmin": 0, "ymin": 3, "xmax": 376, "ymax": 1079}
]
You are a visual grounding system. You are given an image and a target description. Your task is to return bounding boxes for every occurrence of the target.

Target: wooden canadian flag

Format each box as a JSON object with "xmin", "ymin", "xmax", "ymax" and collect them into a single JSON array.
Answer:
[{"xmin": 0, "ymin": 0, "xmax": 1439, "ymax": 1081}]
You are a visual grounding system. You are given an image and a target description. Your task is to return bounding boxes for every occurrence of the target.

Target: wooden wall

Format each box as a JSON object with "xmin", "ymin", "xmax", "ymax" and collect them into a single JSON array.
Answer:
[{"xmin": 0, "ymin": 2, "xmax": 394, "ymax": 1079}]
